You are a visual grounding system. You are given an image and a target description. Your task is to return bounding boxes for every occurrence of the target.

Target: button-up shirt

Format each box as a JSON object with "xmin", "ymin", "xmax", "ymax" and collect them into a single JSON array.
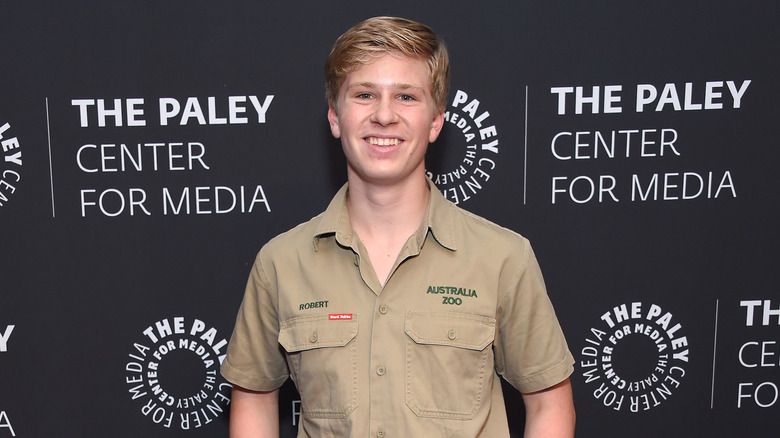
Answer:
[{"xmin": 221, "ymin": 181, "xmax": 574, "ymax": 437}]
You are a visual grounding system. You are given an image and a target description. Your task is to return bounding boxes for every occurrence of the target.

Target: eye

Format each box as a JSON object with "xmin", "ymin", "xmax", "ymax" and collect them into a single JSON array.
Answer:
[
  {"xmin": 398, "ymin": 94, "xmax": 415, "ymax": 101},
  {"xmin": 356, "ymin": 92, "xmax": 373, "ymax": 99}
]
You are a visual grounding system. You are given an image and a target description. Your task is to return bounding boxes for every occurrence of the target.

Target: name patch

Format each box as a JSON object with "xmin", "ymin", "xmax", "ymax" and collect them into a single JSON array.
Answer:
[{"xmin": 299, "ymin": 300, "xmax": 329, "ymax": 310}]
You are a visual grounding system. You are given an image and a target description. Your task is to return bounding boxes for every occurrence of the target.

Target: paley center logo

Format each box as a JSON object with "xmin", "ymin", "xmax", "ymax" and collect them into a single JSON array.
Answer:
[
  {"xmin": 0, "ymin": 121, "xmax": 23, "ymax": 210},
  {"xmin": 579, "ymin": 302, "xmax": 690, "ymax": 412},
  {"xmin": 426, "ymin": 89, "xmax": 500, "ymax": 205},
  {"xmin": 125, "ymin": 316, "xmax": 231, "ymax": 430}
]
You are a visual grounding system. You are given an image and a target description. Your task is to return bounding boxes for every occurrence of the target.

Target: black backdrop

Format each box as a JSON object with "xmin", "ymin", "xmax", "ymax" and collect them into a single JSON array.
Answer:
[{"xmin": 1, "ymin": 1, "xmax": 778, "ymax": 437}]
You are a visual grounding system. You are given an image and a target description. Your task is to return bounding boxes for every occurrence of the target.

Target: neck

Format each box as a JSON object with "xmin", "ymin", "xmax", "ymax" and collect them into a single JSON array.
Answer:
[
  {"xmin": 346, "ymin": 172, "xmax": 430, "ymax": 239},
  {"xmin": 345, "ymin": 171, "xmax": 430, "ymax": 287}
]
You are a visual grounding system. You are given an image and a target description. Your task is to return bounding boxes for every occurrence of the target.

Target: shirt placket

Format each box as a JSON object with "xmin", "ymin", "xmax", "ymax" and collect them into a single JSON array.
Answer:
[{"xmin": 359, "ymin": 236, "xmax": 421, "ymax": 438}]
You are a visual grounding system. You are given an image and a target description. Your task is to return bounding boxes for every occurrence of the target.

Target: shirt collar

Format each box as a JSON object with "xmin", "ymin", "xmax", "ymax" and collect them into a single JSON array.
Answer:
[{"xmin": 313, "ymin": 177, "xmax": 457, "ymax": 252}]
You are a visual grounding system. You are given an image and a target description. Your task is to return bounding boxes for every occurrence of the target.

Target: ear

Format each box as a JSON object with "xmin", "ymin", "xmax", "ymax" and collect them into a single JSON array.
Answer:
[
  {"xmin": 327, "ymin": 105, "xmax": 341, "ymax": 139},
  {"xmin": 428, "ymin": 110, "xmax": 444, "ymax": 143}
]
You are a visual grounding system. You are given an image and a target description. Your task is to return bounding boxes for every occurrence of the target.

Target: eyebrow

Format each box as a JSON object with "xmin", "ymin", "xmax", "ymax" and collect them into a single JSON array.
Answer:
[{"xmin": 347, "ymin": 81, "xmax": 426, "ymax": 93}]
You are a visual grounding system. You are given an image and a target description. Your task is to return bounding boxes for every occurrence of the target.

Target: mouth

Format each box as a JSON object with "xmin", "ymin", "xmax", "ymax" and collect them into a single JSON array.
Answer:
[{"xmin": 366, "ymin": 136, "xmax": 401, "ymax": 146}]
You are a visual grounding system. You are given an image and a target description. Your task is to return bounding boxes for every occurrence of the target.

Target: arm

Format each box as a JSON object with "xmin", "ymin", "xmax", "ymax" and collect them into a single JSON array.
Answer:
[
  {"xmin": 230, "ymin": 385, "xmax": 280, "ymax": 438},
  {"xmin": 521, "ymin": 378, "xmax": 575, "ymax": 438}
]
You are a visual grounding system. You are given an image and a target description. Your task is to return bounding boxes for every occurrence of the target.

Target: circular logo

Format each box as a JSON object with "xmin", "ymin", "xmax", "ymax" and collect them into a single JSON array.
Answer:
[
  {"xmin": 125, "ymin": 317, "xmax": 232, "ymax": 429},
  {"xmin": 579, "ymin": 302, "xmax": 689, "ymax": 412},
  {"xmin": 0, "ymin": 121, "xmax": 23, "ymax": 210},
  {"xmin": 426, "ymin": 89, "xmax": 500, "ymax": 205}
]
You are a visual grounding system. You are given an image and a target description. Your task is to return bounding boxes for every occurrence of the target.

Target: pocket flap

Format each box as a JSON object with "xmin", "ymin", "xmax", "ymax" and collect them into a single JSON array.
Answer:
[
  {"xmin": 405, "ymin": 312, "xmax": 495, "ymax": 351},
  {"xmin": 279, "ymin": 315, "xmax": 358, "ymax": 352}
]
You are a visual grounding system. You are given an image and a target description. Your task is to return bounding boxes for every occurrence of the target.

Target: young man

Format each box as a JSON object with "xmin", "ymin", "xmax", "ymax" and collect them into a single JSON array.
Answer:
[{"xmin": 221, "ymin": 16, "xmax": 575, "ymax": 437}]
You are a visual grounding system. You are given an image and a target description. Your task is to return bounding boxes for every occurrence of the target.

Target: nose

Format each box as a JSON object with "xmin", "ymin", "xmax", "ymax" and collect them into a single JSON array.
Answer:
[{"xmin": 371, "ymin": 96, "xmax": 399, "ymax": 126}]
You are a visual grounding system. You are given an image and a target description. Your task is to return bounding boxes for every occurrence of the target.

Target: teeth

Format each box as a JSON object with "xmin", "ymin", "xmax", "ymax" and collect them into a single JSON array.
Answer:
[{"xmin": 367, "ymin": 137, "xmax": 400, "ymax": 146}]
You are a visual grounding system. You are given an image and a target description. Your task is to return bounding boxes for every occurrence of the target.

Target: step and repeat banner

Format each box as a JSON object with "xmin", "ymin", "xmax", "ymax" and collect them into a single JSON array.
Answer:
[{"xmin": 1, "ymin": 2, "xmax": 778, "ymax": 437}]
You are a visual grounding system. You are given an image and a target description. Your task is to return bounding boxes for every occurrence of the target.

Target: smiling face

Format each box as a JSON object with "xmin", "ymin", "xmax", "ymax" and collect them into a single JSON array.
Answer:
[{"xmin": 328, "ymin": 52, "xmax": 444, "ymax": 188}]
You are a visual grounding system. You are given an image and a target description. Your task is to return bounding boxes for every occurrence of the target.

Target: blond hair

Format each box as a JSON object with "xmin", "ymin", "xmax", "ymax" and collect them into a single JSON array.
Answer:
[{"xmin": 324, "ymin": 16, "xmax": 450, "ymax": 112}]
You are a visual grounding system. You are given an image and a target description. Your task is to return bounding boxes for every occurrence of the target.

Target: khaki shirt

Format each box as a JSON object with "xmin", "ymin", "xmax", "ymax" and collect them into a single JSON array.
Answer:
[{"xmin": 221, "ymin": 181, "xmax": 574, "ymax": 437}]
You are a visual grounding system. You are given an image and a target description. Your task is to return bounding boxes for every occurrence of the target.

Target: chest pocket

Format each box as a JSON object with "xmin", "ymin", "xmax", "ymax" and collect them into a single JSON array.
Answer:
[
  {"xmin": 279, "ymin": 315, "xmax": 358, "ymax": 419},
  {"xmin": 405, "ymin": 311, "xmax": 496, "ymax": 420}
]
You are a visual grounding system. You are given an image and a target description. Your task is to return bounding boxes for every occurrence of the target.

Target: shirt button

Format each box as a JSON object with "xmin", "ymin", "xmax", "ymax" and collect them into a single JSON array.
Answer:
[
  {"xmin": 376, "ymin": 365, "xmax": 386, "ymax": 376},
  {"xmin": 378, "ymin": 304, "xmax": 388, "ymax": 314},
  {"xmin": 377, "ymin": 427, "xmax": 385, "ymax": 438},
  {"xmin": 309, "ymin": 331, "xmax": 318, "ymax": 343},
  {"xmin": 447, "ymin": 329, "xmax": 457, "ymax": 340}
]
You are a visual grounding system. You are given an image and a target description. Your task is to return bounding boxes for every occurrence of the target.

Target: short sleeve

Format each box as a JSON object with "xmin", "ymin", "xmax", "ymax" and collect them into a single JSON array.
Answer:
[
  {"xmin": 220, "ymin": 250, "xmax": 290, "ymax": 391},
  {"xmin": 493, "ymin": 240, "xmax": 574, "ymax": 393}
]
